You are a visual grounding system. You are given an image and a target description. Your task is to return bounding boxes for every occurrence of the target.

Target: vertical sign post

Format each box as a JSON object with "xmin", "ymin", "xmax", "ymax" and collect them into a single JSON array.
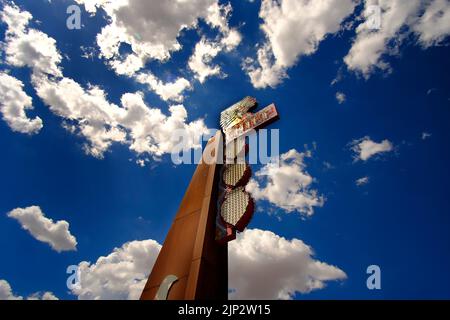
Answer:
[{"xmin": 140, "ymin": 97, "xmax": 279, "ymax": 300}]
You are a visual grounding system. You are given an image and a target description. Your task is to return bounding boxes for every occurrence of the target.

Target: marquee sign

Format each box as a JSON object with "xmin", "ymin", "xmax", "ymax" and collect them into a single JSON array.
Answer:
[
  {"xmin": 215, "ymin": 97, "xmax": 279, "ymax": 244},
  {"xmin": 220, "ymin": 96, "xmax": 257, "ymax": 131},
  {"xmin": 224, "ymin": 103, "xmax": 279, "ymax": 142},
  {"xmin": 140, "ymin": 97, "xmax": 279, "ymax": 300}
]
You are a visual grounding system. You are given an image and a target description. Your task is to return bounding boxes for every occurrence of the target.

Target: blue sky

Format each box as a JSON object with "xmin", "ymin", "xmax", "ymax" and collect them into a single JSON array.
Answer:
[{"xmin": 0, "ymin": 0, "xmax": 450, "ymax": 300}]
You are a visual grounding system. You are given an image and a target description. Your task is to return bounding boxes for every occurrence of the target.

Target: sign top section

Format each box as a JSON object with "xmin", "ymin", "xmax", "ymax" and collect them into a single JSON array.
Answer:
[
  {"xmin": 220, "ymin": 96, "xmax": 257, "ymax": 131},
  {"xmin": 224, "ymin": 103, "xmax": 279, "ymax": 143}
]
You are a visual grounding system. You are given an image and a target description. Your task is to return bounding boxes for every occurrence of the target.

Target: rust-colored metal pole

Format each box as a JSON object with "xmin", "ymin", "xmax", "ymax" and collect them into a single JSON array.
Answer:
[{"xmin": 140, "ymin": 131, "xmax": 227, "ymax": 300}]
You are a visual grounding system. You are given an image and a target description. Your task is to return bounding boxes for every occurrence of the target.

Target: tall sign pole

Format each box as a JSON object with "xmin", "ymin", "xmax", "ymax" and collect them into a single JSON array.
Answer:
[{"xmin": 140, "ymin": 97, "xmax": 279, "ymax": 300}]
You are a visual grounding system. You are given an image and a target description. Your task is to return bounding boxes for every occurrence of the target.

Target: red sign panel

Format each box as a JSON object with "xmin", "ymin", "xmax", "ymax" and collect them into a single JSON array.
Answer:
[{"xmin": 224, "ymin": 103, "xmax": 279, "ymax": 142}]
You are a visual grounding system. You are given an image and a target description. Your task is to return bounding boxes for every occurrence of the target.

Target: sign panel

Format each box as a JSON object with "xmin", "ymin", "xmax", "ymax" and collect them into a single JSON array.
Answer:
[
  {"xmin": 220, "ymin": 96, "xmax": 257, "ymax": 131},
  {"xmin": 224, "ymin": 103, "xmax": 279, "ymax": 142},
  {"xmin": 215, "ymin": 97, "xmax": 279, "ymax": 244}
]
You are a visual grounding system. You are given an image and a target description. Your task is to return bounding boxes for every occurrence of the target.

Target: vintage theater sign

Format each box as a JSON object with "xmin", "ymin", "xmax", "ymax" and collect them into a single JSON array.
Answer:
[{"xmin": 216, "ymin": 97, "xmax": 279, "ymax": 243}]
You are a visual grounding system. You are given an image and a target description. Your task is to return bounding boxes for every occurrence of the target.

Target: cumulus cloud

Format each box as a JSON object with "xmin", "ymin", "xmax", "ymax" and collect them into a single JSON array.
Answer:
[
  {"xmin": 26, "ymin": 291, "xmax": 59, "ymax": 300},
  {"xmin": 31, "ymin": 74, "xmax": 127, "ymax": 158},
  {"xmin": 32, "ymin": 74, "xmax": 207, "ymax": 158},
  {"xmin": 0, "ymin": 2, "xmax": 31, "ymax": 33},
  {"xmin": 75, "ymin": 0, "xmax": 240, "ymax": 77},
  {"xmin": 135, "ymin": 72, "xmax": 192, "ymax": 102},
  {"xmin": 187, "ymin": 3, "xmax": 241, "ymax": 83},
  {"xmin": 69, "ymin": 229, "xmax": 345, "ymax": 300},
  {"xmin": 0, "ymin": 4, "xmax": 208, "ymax": 160},
  {"xmin": 188, "ymin": 38, "xmax": 223, "ymax": 83},
  {"xmin": 0, "ymin": 72, "xmax": 43, "ymax": 134},
  {"xmin": 344, "ymin": 0, "xmax": 450, "ymax": 78},
  {"xmin": 7, "ymin": 206, "xmax": 77, "ymax": 252},
  {"xmin": 242, "ymin": 44, "xmax": 287, "ymax": 89},
  {"xmin": 246, "ymin": 149, "xmax": 324, "ymax": 216},
  {"xmin": 71, "ymin": 239, "xmax": 161, "ymax": 300},
  {"xmin": 350, "ymin": 136, "xmax": 394, "ymax": 161},
  {"xmin": 0, "ymin": 280, "xmax": 22, "ymax": 300},
  {"xmin": 356, "ymin": 176, "xmax": 370, "ymax": 186},
  {"xmin": 0, "ymin": 279, "xmax": 58, "ymax": 300},
  {"xmin": 0, "ymin": 3, "xmax": 62, "ymax": 77},
  {"xmin": 205, "ymin": 2, "xmax": 242, "ymax": 50},
  {"xmin": 229, "ymin": 229, "xmax": 347, "ymax": 299},
  {"xmin": 414, "ymin": 0, "xmax": 450, "ymax": 47},
  {"xmin": 73, "ymin": 1, "xmax": 241, "ymax": 94},
  {"xmin": 243, "ymin": 0, "xmax": 357, "ymax": 88}
]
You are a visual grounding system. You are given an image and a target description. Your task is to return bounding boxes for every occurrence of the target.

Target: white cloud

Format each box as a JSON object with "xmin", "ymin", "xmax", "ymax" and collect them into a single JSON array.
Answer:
[
  {"xmin": 188, "ymin": 38, "xmax": 223, "ymax": 83},
  {"xmin": 31, "ymin": 74, "xmax": 127, "ymax": 158},
  {"xmin": 229, "ymin": 229, "xmax": 347, "ymax": 299},
  {"xmin": 32, "ymin": 74, "xmax": 207, "ymax": 159},
  {"xmin": 26, "ymin": 291, "xmax": 59, "ymax": 300},
  {"xmin": 75, "ymin": 0, "xmax": 240, "ymax": 77},
  {"xmin": 243, "ymin": 0, "xmax": 357, "ymax": 88},
  {"xmin": 242, "ymin": 44, "xmax": 287, "ymax": 89},
  {"xmin": 344, "ymin": 0, "xmax": 450, "ymax": 78},
  {"xmin": 136, "ymin": 159, "xmax": 147, "ymax": 167},
  {"xmin": 0, "ymin": 4, "xmax": 208, "ymax": 160},
  {"xmin": 0, "ymin": 2, "xmax": 32, "ymax": 34},
  {"xmin": 187, "ymin": 3, "xmax": 242, "ymax": 83},
  {"xmin": 70, "ymin": 229, "xmax": 345, "ymax": 300},
  {"xmin": 1, "ymin": 3, "xmax": 62, "ymax": 77},
  {"xmin": 220, "ymin": 28, "xmax": 242, "ymax": 51},
  {"xmin": 205, "ymin": 2, "xmax": 242, "ymax": 51},
  {"xmin": 350, "ymin": 136, "xmax": 394, "ymax": 161},
  {"xmin": 71, "ymin": 239, "xmax": 161, "ymax": 300},
  {"xmin": 0, "ymin": 280, "xmax": 22, "ymax": 300},
  {"xmin": 246, "ymin": 149, "xmax": 324, "ymax": 216},
  {"xmin": 80, "ymin": 46, "xmax": 96, "ymax": 60},
  {"xmin": 0, "ymin": 72, "xmax": 43, "ymax": 134},
  {"xmin": 413, "ymin": 0, "xmax": 450, "ymax": 47},
  {"xmin": 135, "ymin": 72, "xmax": 192, "ymax": 102},
  {"xmin": 0, "ymin": 2, "xmax": 239, "ymax": 107},
  {"xmin": 0, "ymin": 279, "xmax": 58, "ymax": 300},
  {"xmin": 336, "ymin": 91, "xmax": 346, "ymax": 104},
  {"xmin": 7, "ymin": 206, "xmax": 77, "ymax": 252},
  {"xmin": 356, "ymin": 176, "xmax": 370, "ymax": 186}
]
